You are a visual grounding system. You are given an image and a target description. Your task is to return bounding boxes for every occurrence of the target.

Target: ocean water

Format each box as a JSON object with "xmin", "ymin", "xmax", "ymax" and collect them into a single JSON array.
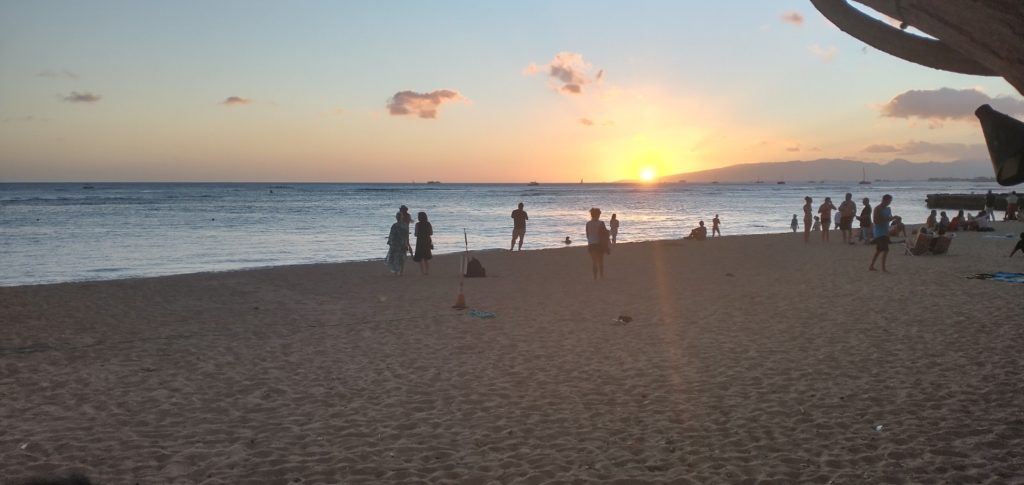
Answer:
[{"xmin": 0, "ymin": 181, "xmax": 1006, "ymax": 286}]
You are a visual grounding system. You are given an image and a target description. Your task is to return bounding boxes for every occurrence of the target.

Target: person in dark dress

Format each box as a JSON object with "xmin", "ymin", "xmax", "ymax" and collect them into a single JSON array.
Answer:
[{"xmin": 413, "ymin": 211, "xmax": 433, "ymax": 275}]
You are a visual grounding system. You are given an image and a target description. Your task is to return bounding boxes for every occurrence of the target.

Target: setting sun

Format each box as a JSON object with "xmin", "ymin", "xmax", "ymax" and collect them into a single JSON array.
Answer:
[{"xmin": 640, "ymin": 168, "xmax": 657, "ymax": 182}]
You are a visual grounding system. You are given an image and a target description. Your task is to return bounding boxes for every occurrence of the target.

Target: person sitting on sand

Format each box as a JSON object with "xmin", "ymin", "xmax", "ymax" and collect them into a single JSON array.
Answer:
[
  {"xmin": 685, "ymin": 220, "xmax": 708, "ymax": 240},
  {"xmin": 1010, "ymin": 232, "xmax": 1024, "ymax": 257},
  {"xmin": 888, "ymin": 216, "xmax": 907, "ymax": 240},
  {"xmin": 812, "ymin": 216, "xmax": 820, "ymax": 232},
  {"xmin": 926, "ymin": 209, "xmax": 937, "ymax": 230},
  {"xmin": 948, "ymin": 209, "xmax": 965, "ymax": 231},
  {"xmin": 564, "ymin": 236, "xmax": 572, "ymax": 245},
  {"xmin": 972, "ymin": 210, "xmax": 995, "ymax": 232}
]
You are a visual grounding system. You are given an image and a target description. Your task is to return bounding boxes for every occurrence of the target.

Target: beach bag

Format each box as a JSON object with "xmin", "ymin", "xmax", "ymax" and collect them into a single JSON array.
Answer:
[{"xmin": 465, "ymin": 257, "xmax": 486, "ymax": 277}]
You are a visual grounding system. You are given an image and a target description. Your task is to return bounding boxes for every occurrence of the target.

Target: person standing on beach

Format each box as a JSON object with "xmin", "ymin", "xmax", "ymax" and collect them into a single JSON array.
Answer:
[
  {"xmin": 385, "ymin": 213, "xmax": 409, "ymax": 275},
  {"xmin": 1006, "ymin": 191, "xmax": 1018, "ymax": 220},
  {"xmin": 510, "ymin": 202, "xmax": 528, "ymax": 251},
  {"xmin": 1009, "ymin": 232, "xmax": 1024, "ymax": 257},
  {"xmin": 413, "ymin": 211, "xmax": 433, "ymax": 275},
  {"xmin": 838, "ymin": 193, "xmax": 857, "ymax": 244},
  {"xmin": 610, "ymin": 213, "xmax": 620, "ymax": 244},
  {"xmin": 397, "ymin": 205, "xmax": 414, "ymax": 256},
  {"xmin": 803, "ymin": 197, "xmax": 813, "ymax": 243},
  {"xmin": 818, "ymin": 197, "xmax": 837, "ymax": 242},
  {"xmin": 791, "ymin": 214, "xmax": 799, "ymax": 233},
  {"xmin": 712, "ymin": 214, "xmax": 721, "ymax": 237},
  {"xmin": 585, "ymin": 207, "xmax": 610, "ymax": 279},
  {"xmin": 985, "ymin": 190, "xmax": 997, "ymax": 221},
  {"xmin": 869, "ymin": 194, "xmax": 894, "ymax": 272},
  {"xmin": 858, "ymin": 197, "xmax": 872, "ymax": 244}
]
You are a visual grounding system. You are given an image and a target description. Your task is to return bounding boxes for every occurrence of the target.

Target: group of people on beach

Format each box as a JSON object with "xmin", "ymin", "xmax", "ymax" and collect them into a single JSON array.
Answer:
[
  {"xmin": 385, "ymin": 205, "xmax": 433, "ymax": 276},
  {"xmin": 796, "ymin": 193, "xmax": 897, "ymax": 271}
]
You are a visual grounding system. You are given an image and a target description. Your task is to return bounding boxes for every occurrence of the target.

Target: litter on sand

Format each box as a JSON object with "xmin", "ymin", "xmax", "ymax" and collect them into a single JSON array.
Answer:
[
  {"xmin": 466, "ymin": 309, "xmax": 496, "ymax": 319},
  {"xmin": 612, "ymin": 315, "xmax": 633, "ymax": 325}
]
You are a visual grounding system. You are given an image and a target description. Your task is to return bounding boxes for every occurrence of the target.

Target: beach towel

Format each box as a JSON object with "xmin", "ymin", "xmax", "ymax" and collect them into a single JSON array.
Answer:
[{"xmin": 966, "ymin": 272, "xmax": 1024, "ymax": 283}]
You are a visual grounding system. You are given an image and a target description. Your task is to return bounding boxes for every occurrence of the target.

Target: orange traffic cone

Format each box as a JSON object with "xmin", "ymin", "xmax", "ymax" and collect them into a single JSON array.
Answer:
[{"xmin": 452, "ymin": 281, "xmax": 467, "ymax": 309}]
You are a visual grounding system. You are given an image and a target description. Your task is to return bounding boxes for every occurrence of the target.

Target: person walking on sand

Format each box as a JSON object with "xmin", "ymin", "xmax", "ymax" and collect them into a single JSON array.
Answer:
[
  {"xmin": 791, "ymin": 214, "xmax": 799, "ymax": 233},
  {"xmin": 818, "ymin": 197, "xmax": 837, "ymax": 242},
  {"xmin": 510, "ymin": 202, "xmax": 528, "ymax": 251},
  {"xmin": 609, "ymin": 213, "xmax": 620, "ymax": 244},
  {"xmin": 585, "ymin": 207, "xmax": 610, "ymax": 279},
  {"xmin": 858, "ymin": 197, "xmax": 873, "ymax": 244},
  {"xmin": 1010, "ymin": 232, "xmax": 1024, "ymax": 257},
  {"xmin": 838, "ymin": 193, "xmax": 857, "ymax": 244},
  {"xmin": 712, "ymin": 214, "xmax": 721, "ymax": 237},
  {"xmin": 869, "ymin": 194, "xmax": 894, "ymax": 272},
  {"xmin": 803, "ymin": 197, "xmax": 813, "ymax": 243},
  {"xmin": 385, "ymin": 213, "xmax": 409, "ymax": 275},
  {"xmin": 413, "ymin": 211, "xmax": 433, "ymax": 275},
  {"xmin": 985, "ymin": 189, "xmax": 997, "ymax": 221}
]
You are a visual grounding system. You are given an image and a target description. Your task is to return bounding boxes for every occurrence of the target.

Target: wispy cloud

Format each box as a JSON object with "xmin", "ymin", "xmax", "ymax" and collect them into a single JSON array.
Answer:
[
  {"xmin": 861, "ymin": 140, "xmax": 987, "ymax": 159},
  {"xmin": 579, "ymin": 118, "xmax": 594, "ymax": 126},
  {"xmin": 781, "ymin": 12, "xmax": 804, "ymax": 26},
  {"xmin": 808, "ymin": 44, "xmax": 837, "ymax": 62},
  {"xmin": 62, "ymin": 91, "xmax": 101, "ymax": 103},
  {"xmin": 525, "ymin": 52, "xmax": 604, "ymax": 95},
  {"xmin": 879, "ymin": 87, "xmax": 1024, "ymax": 124},
  {"xmin": 222, "ymin": 96, "xmax": 253, "ymax": 106},
  {"xmin": 37, "ymin": 68, "xmax": 78, "ymax": 79},
  {"xmin": 386, "ymin": 89, "xmax": 466, "ymax": 119},
  {"xmin": 863, "ymin": 144, "xmax": 900, "ymax": 153}
]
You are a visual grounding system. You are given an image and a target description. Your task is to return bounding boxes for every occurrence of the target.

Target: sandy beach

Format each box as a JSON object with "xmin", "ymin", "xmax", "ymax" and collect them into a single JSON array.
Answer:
[{"xmin": 3, "ymin": 224, "xmax": 1024, "ymax": 484}]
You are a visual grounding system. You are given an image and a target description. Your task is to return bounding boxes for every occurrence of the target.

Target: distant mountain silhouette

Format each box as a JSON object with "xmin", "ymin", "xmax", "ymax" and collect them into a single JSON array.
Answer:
[{"xmin": 647, "ymin": 159, "xmax": 992, "ymax": 183}]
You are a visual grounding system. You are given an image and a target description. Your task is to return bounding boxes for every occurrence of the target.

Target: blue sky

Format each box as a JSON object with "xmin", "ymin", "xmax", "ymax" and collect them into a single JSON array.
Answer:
[{"xmin": 1, "ymin": 1, "xmax": 1021, "ymax": 182}]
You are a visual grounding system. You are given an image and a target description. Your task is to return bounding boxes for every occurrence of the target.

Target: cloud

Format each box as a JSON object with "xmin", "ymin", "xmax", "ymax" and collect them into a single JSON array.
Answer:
[
  {"xmin": 808, "ymin": 44, "xmax": 837, "ymax": 62},
  {"xmin": 525, "ymin": 52, "xmax": 603, "ymax": 95},
  {"xmin": 222, "ymin": 96, "xmax": 253, "ymax": 106},
  {"xmin": 37, "ymin": 68, "xmax": 78, "ymax": 79},
  {"xmin": 579, "ymin": 118, "xmax": 594, "ymax": 126},
  {"xmin": 879, "ymin": 87, "xmax": 1024, "ymax": 122},
  {"xmin": 861, "ymin": 140, "xmax": 987, "ymax": 159},
  {"xmin": 781, "ymin": 12, "xmax": 804, "ymax": 25},
  {"xmin": 863, "ymin": 144, "xmax": 901, "ymax": 153},
  {"xmin": 386, "ymin": 89, "xmax": 466, "ymax": 119},
  {"xmin": 786, "ymin": 145, "xmax": 801, "ymax": 152},
  {"xmin": 62, "ymin": 91, "xmax": 101, "ymax": 103}
]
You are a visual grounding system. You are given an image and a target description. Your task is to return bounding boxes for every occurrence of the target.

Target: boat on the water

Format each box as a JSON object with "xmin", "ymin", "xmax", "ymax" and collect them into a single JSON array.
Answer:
[
  {"xmin": 527, "ymin": 181, "xmax": 539, "ymax": 186},
  {"xmin": 859, "ymin": 168, "xmax": 871, "ymax": 185},
  {"xmin": 426, "ymin": 180, "xmax": 441, "ymax": 184}
]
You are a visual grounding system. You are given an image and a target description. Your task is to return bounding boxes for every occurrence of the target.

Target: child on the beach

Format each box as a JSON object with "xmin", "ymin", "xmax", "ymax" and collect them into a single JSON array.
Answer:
[
  {"xmin": 812, "ymin": 216, "xmax": 821, "ymax": 231},
  {"xmin": 790, "ymin": 214, "xmax": 798, "ymax": 232}
]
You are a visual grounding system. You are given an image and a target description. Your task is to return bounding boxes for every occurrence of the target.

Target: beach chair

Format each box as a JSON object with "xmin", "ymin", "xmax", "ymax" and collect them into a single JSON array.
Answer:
[{"xmin": 905, "ymin": 232, "xmax": 933, "ymax": 255}]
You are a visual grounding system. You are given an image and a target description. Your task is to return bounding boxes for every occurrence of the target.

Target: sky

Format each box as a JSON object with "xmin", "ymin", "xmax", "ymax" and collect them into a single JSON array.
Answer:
[{"xmin": 1, "ymin": 0, "xmax": 1022, "ymax": 183}]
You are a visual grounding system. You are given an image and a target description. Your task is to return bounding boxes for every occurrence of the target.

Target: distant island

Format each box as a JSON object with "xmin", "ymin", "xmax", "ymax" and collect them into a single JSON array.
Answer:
[{"xmin": 624, "ymin": 158, "xmax": 994, "ymax": 184}]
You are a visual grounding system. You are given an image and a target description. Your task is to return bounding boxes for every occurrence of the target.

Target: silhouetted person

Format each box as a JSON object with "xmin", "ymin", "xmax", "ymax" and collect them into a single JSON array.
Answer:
[
  {"xmin": 838, "ymin": 193, "xmax": 856, "ymax": 244},
  {"xmin": 818, "ymin": 197, "xmax": 836, "ymax": 242},
  {"xmin": 609, "ymin": 213, "xmax": 620, "ymax": 244},
  {"xmin": 413, "ymin": 211, "xmax": 433, "ymax": 275},
  {"xmin": 685, "ymin": 220, "xmax": 707, "ymax": 240},
  {"xmin": 858, "ymin": 197, "xmax": 872, "ymax": 244},
  {"xmin": 790, "ymin": 214, "xmax": 798, "ymax": 232},
  {"xmin": 985, "ymin": 189, "xmax": 996, "ymax": 221},
  {"xmin": 510, "ymin": 202, "xmax": 528, "ymax": 251},
  {"xmin": 803, "ymin": 196, "xmax": 813, "ymax": 243},
  {"xmin": 585, "ymin": 207, "xmax": 609, "ymax": 279},
  {"xmin": 1010, "ymin": 232, "xmax": 1024, "ymax": 257},
  {"xmin": 870, "ymin": 194, "xmax": 894, "ymax": 272},
  {"xmin": 712, "ymin": 214, "xmax": 721, "ymax": 237}
]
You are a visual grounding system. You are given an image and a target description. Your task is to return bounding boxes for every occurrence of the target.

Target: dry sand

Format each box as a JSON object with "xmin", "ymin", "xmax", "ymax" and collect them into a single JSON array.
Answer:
[{"xmin": 3, "ymin": 224, "xmax": 1024, "ymax": 484}]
